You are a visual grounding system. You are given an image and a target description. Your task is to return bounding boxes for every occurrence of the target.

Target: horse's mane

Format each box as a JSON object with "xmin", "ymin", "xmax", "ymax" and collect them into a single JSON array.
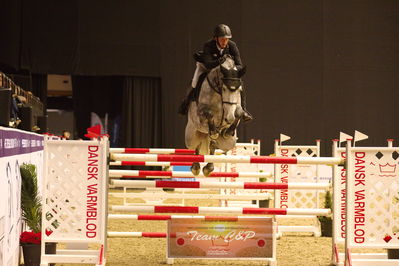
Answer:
[
  {"xmin": 221, "ymin": 56, "xmax": 236, "ymax": 70},
  {"xmin": 208, "ymin": 57, "xmax": 236, "ymax": 79}
]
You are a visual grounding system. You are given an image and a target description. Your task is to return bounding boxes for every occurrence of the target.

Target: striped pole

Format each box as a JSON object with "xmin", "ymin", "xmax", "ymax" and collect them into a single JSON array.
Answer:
[
  {"xmin": 108, "ymin": 232, "xmax": 168, "ymax": 238},
  {"xmin": 109, "ymin": 169, "xmax": 272, "ymax": 178},
  {"xmin": 107, "ymin": 231, "xmax": 270, "ymax": 238},
  {"xmin": 110, "ymin": 205, "xmax": 331, "ymax": 216},
  {"xmin": 109, "ymin": 192, "xmax": 272, "ymax": 200},
  {"xmin": 110, "ymin": 161, "xmax": 193, "ymax": 167},
  {"xmin": 110, "ymin": 180, "xmax": 330, "ymax": 190},
  {"xmin": 110, "ymin": 148, "xmax": 196, "ymax": 154},
  {"xmin": 110, "ymin": 153, "xmax": 344, "ymax": 165},
  {"xmin": 108, "ymin": 231, "xmax": 270, "ymax": 238},
  {"xmin": 108, "ymin": 214, "xmax": 271, "ymax": 221},
  {"xmin": 109, "ymin": 148, "xmax": 225, "ymax": 155}
]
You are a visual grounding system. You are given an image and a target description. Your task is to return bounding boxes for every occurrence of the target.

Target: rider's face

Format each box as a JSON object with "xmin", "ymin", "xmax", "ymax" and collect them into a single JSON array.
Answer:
[{"xmin": 216, "ymin": 37, "xmax": 229, "ymax": 49}]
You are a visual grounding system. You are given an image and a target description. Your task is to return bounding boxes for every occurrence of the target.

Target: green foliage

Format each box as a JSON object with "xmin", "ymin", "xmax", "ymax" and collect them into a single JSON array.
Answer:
[
  {"xmin": 318, "ymin": 189, "xmax": 332, "ymax": 223},
  {"xmin": 323, "ymin": 190, "xmax": 332, "ymax": 209},
  {"xmin": 20, "ymin": 163, "xmax": 42, "ymax": 233}
]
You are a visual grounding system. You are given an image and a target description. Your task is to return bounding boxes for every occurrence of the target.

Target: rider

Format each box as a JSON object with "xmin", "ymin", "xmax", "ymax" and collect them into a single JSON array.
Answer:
[{"xmin": 178, "ymin": 24, "xmax": 253, "ymax": 122}]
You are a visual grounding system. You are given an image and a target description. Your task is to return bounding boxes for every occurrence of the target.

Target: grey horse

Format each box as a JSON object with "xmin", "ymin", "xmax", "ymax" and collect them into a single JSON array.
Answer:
[{"xmin": 185, "ymin": 56, "xmax": 246, "ymax": 176}]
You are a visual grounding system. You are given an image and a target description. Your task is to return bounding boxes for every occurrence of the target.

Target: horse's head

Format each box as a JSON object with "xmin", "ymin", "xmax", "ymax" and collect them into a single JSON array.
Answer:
[{"xmin": 218, "ymin": 57, "xmax": 246, "ymax": 124}]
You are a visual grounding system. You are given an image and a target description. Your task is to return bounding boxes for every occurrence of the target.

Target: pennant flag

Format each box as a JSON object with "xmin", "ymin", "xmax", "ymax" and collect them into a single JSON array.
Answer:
[
  {"xmin": 280, "ymin": 134, "xmax": 291, "ymax": 143},
  {"xmin": 354, "ymin": 130, "xmax": 368, "ymax": 143},
  {"xmin": 339, "ymin": 132, "xmax": 352, "ymax": 143},
  {"xmin": 85, "ymin": 124, "xmax": 102, "ymax": 139}
]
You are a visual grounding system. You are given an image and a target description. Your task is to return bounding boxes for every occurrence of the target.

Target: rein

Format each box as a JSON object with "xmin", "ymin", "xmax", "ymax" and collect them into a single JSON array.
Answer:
[
  {"xmin": 206, "ymin": 75, "xmax": 241, "ymax": 105},
  {"xmin": 205, "ymin": 73, "xmax": 241, "ymax": 130}
]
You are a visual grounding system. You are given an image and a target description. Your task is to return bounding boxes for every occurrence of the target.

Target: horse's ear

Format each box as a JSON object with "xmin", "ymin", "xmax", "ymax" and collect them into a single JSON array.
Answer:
[
  {"xmin": 220, "ymin": 65, "xmax": 229, "ymax": 77},
  {"xmin": 238, "ymin": 66, "xmax": 247, "ymax": 78}
]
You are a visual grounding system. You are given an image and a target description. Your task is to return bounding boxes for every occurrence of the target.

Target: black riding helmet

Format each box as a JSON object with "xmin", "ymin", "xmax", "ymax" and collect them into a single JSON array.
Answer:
[{"xmin": 214, "ymin": 24, "xmax": 232, "ymax": 38}]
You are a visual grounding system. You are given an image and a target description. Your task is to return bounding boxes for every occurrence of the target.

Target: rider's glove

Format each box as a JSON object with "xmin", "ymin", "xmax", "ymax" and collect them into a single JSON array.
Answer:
[{"xmin": 218, "ymin": 56, "xmax": 225, "ymax": 65}]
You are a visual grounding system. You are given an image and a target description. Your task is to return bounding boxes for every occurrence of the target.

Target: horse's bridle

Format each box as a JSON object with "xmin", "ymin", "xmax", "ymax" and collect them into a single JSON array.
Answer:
[
  {"xmin": 206, "ymin": 73, "xmax": 242, "ymax": 129},
  {"xmin": 206, "ymin": 74, "xmax": 242, "ymax": 105}
]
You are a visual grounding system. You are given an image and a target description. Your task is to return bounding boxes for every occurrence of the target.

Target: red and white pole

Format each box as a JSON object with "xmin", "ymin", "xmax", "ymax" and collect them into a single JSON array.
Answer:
[
  {"xmin": 111, "ymin": 180, "xmax": 330, "ymax": 190},
  {"xmin": 109, "ymin": 169, "xmax": 273, "ymax": 178},
  {"xmin": 110, "ymin": 205, "xmax": 331, "ymax": 216},
  {"xmin": 110, "ymin": 161, "xmax": 192, "ymax": 166},
  {"xmin": 110, "ymin": 153, "xmax": 343, "ymax": 165}
]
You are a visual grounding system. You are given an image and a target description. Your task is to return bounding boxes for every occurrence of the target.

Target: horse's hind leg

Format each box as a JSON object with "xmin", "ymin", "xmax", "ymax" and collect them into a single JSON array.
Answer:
[
  {"xmin": 191, "ymin": 148, "xmax": 201, "ymax": 176},
  {"xmin": 202, "ymin": 140, "xmax": 216, "ymax": 177}
]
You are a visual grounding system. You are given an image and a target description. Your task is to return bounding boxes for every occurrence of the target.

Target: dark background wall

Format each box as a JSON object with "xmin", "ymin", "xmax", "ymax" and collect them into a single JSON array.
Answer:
[{"xmin": 1, "ymin": 0, "xmax": 399, "ymax": 155}]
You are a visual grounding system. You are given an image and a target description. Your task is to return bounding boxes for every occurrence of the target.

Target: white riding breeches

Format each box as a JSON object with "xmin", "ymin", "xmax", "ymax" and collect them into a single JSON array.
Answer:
[{"xmin": 191, "ymin": 62, "xmax": 207, "ymax": 88}]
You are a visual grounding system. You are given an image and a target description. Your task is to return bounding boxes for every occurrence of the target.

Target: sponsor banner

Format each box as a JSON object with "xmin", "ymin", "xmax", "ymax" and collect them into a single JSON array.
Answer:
[
  {"xmin": 168, "ymin": 217, "xmax": 273, "ymax": 259},
  {"xmin": 0, "ymin": 127, "xmax": 44, "ymax": 158},
  {"xmin": 0, "ymin": 126, "xmax": 44, "ymax": 266}
]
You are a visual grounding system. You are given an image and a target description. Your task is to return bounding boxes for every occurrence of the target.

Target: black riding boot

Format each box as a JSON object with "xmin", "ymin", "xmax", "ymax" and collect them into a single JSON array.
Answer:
[
  {"xmin": 240, "ymin": 90, "xmax": 253, "ymax": 122},
  {"xmin": 178, "ymin": 87, "xmax": 196, "ymax": 115}
]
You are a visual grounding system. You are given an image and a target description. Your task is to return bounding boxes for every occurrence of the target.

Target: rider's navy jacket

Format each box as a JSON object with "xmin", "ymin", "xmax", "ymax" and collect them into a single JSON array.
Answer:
[{"xmin": 202, "ymin": 39, "xmax": 243, "ymax": 70}]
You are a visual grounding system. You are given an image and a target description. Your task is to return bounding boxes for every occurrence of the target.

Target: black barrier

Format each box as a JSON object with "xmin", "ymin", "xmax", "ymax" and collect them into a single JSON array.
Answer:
[{"xmin": 0, "ymin": 72, "xmax": 44, "ymax": 131}]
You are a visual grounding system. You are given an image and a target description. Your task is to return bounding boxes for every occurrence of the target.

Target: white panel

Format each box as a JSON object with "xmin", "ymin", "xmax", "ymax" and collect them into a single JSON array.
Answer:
[
  {"xmin": 346, "ymin": 146, "xmax": 399, "ymax": 248},
  {"xmin": 42, "ymin": 139, "xmax": 108, "ymax": 242}
]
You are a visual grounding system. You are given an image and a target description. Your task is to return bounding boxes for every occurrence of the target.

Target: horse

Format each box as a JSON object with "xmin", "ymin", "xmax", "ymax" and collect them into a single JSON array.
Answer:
[{"xmin": 185, "ymin": 56, "xmax": 246, "ymax": 176}]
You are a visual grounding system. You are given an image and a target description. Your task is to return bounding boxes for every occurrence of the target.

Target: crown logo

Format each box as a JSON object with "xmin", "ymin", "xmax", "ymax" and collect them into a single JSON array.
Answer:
[{"xmin": 379, "ymin": 163, "xmax": 396, "ymax": 174}]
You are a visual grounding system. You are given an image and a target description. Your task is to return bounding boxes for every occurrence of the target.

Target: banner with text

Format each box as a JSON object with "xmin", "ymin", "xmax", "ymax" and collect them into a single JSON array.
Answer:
[
  {"xmin": 168, "ymin": 217, "xmax": 273, "ymax": 259},
  {"xmin": 0, "ymin": 126, "xmax": 44, "ymax": 266}
]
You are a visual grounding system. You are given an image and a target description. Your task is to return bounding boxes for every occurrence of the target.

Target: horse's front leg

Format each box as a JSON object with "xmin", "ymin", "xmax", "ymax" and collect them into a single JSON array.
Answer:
[
  {"xmin": 203, "ymin": 111, "xmax": 219, "ymax": 139},
  {"xmin": 202, "ymin": 140, "xmax": 216, "ymax": 177},
  {"xmin": 224, "ymin": 116, "xmax": 240, "ymax": 137},
  {"xmin": 223, "ymin": 104, "xmax": 244, "ymax": 137},
  {"xmin": 198, "ymin": 105, "xmax": 219, "ymax": 139}
]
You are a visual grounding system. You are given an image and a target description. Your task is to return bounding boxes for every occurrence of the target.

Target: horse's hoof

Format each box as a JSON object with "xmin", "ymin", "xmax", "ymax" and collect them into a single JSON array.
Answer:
[
  {"xmin": 191, "ymin": 163, "xmax": 201, "ymax": 176},
  {"xmin": 202, "ymin": 163, "xmax": 214, "ymax": 177}
]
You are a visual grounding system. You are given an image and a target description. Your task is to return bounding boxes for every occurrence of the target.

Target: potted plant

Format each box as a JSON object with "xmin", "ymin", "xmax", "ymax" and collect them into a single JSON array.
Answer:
[
  {"xmin": 20, "ymin": 163, "xmax": 56, "ymax": 266},
  {"xmin": 318, "ymin": 189, "xmax": 333, "ymax": 237}
]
